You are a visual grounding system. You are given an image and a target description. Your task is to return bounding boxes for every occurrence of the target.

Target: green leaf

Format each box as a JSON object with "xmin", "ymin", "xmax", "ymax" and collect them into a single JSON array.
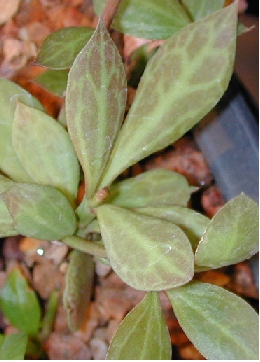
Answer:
[
  {"xmin": 96, "ymin": 205, "xmax": 194, "ymax": 291},
  {"xmin": 106, "ymin": 169, "xmax": 197, "ymax": 208},
  {"xmin": 0, "ymin": 175, "xmax": 17, "ymax": 237},
  {"xmin": 134, "ymin": 206, "xmax": 210, "ymax": 251},
  {"xmin": 66, "ymin": 19, "xmax": 127, "ymax": 198},
  {"xmin": 166, "ymin": 281, "xmax": 259, "ymax": 360},
  {"xmin": 12, "ymin": 102, "xmax": 80, "ymax": 206},
  {"xmin": 75, "ymin": 197, "xmax": 96, "ymax": 237},
  {"xmin": 195, "ymin": 193, "xmax": 259, "ymax": 269},
  {"xmin": 99, "ymin": 3, "xmax": 238, "ymax": 188},
  {"xmin": 0, "ymin": 333, "xmax": 28, "ymax": 360},
  {"xmin": 94, "ymin": 0, "xmax": 191, "ymax": 40},
  {"xmin": 63, "ymin": 250, "xmax": 95, "ymax": 331},
  {"xmin": 182, "ymin": 0, "xmax": 225, "ymax": 21},
  {"xmin": 34, "ymin": 69, "xmax": 68, "ymax": 96},
  {"xmin": 106, "ymin": 292, "xmax": 171, "ymax": 360},
  {"xmin": 1, "ymin": 183, "xmax": 76, "ymax": 241},
  {"xmin": 0, "ymin": 267, "xmax": 41, "ymax": 336},
  {"xmin": 35, "ymin": 26, "xmax": 94, "ymax": 69},
  {"xmin": 0, "ymin": 78, "xmax": 43, "ymax": 182}
]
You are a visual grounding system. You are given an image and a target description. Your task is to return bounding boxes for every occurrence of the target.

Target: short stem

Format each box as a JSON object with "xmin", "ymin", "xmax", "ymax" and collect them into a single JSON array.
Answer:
[
  {"xmin": 101, "ymin": 0, "xmax": 122, "ymax": 30},
  {"xmin": 62, "ymin": 236, "xmax": 107, "ymax": 259}
]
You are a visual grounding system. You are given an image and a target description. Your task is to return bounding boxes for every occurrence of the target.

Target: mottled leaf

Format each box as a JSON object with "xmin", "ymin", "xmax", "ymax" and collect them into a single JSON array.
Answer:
[
  {"xmin": 134, "ymin": 206, "xmax": 209, "ymax": 251},
  {"xmin": 0, "ymin": 78, "xmax": 43, "ymax": 182},
  {"xmin": 182, "ymin": 0, "xmax": 224, "ymax": 21},
  {"xmin": 0, "ymin": 175, "xmax": 17, "ymax": 237},
  {"xmin": 195, "ymin": 193, "xmax": 259, "ymax": 269},
  {"xmin": 13, "ymin": 102, "xmax": 80, "ymax": 206},
  {"xmin": 106, "ymin": 169, "xmax": 197, "ymax": 208},
  {"xmin": 94, "ymin": 0, "xmax": 191, "ymax": 40},
  {"xmin": 96, "ymin": 205, "xmax": 194, "ymax": 291},
  {"xmin": 166, "ymin": 281, "xmax": 259, "ymax": 360},
  {"xmin": 107, "ymin": 292, "xmax": 171, "ymax": 360},
  {"xmin": 63, "ymin": 250, "xmax": 95, "ymax": 331},
  {"xmin": 0, "ymin": 333, "xmax": 28, "ymax": 360},
  {"xmin": 35, "ymin": 26, "xmax": 94, "ymax": 69},
  {"xmin": 1, "ymin": 183, "xmax": 76, "ymax": 241},
  {"xmin": 34, "ymin": 69, "xmax": 68, "ymax": 96},
  {"xmin": 66, "ymin": 19, "xmax": 127, "ymax": 198},
  {"xmin": 0, "ymin": 267, "xmax": 41, "ymax": 336},
  {"xmin": 99, "ymin": 3, "xmax": 237, "ymax": 188}
]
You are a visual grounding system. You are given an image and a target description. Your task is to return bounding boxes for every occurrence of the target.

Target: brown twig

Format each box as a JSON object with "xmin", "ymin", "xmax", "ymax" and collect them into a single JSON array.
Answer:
[{"xmin": 101, "ymin": 0, "xmax": 122, "ymax": 30}]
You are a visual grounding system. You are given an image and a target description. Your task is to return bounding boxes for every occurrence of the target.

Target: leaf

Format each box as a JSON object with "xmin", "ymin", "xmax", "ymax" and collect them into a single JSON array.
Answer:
[
  {"xmin": 0, "ymin": 267, "xmax": 41, "ymax": 336},
  {"xmin": 166, "ymin": 281, "xmax": 259, "ymax": 360},
  {"xmin": 1, "ymin": 183, "xmax": 77, "ymax": 241},
  {"xmin": 75, "ymin": 197, "xmax": 96, "ymax": 237},
  {"xmin": 106, "ymin": 292, "xmax": 171, "ymax": 360},
  {"xmin": 98, "ymin": 3, "xmax": 238, "ymax": 189},
  {"xmin": 12, "ymin": 102, "xmax": 80, "ymax": 206},
  {"xmin": 66, "ymin": 19, "xmax": 127, "ymax": 198},
  {"xmin": 106, "ymin": 169, "xmax": 197, "ymax": 208},
  {"xmin": 0, "ymin": 333, "xmax": 28, "ymax": 360},
  {"xmin": 0, "ymin": 77, "xmax": 43, "ymax": 182},
  {"xmin": 195, "ymin": 194, "xmax": 259, "ymax": 269},
  {"xmin": 35, "ymin": 26, "xmax": 94, "ymax": 69},
  {"xmin": 182, "ymin": 0, "xmax": 225, "ymax": 21},
  {"xmin": 34, "ymin": 69, "xmax": 68, "ymax": 96},
  {"xmin": 134, "ymin": 206, "xmax": 210, "ymax": 251},
  {"xmin": 63, "ymin": 250, "xmax": 95, "ymax": 331},
  {"xmin": 94, "ymin": 0, "xmax": 191, "ymax": 40},
  {"xmin": 96, "ymin": 205, "xmax": 194, "ymax": 291},
  {"xmin": 0, "ymin": 175, "xmax": 17, "ymax": 237}
]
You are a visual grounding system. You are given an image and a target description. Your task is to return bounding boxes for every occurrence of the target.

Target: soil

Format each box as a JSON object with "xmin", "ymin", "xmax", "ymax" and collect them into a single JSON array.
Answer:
[{"xmin": 0, "ymin": 0, "xmax": 258, "ymax": 360}]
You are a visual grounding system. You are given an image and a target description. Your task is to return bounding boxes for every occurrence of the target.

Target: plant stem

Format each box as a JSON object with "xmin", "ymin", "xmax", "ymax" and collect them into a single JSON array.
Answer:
[
  {"xmin": 39, "ymin": 290, "xmax": 59, "ymax": 342},
  {"xmin": 62, "ymin": 236, "xmax": 107, "ymax": 258},
  {"xmin": 101, "ymin": 0, "xmax": 122, "ymax": 30}
]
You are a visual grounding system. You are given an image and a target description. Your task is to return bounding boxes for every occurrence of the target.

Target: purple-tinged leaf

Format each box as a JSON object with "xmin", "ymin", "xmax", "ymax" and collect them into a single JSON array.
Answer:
[
  {"xmin": 66, "ymin": 19, "xmax": 127, "ymax": 198},
  {"xmin": 96, "ymin": 205, "xmax": 194, "ymax": 291},
  {"xmin": 99, "ymin": 3, "xmax": 238, "ymax": 188}
]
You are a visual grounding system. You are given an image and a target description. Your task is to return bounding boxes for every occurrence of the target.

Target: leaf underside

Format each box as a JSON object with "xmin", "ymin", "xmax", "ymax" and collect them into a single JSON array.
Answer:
[
  {"xmin": 106, "ymin": 292, "xmax": 172, "ymax": 360},
  {"xmin": 99, "ymin": 3, "xmax": 238, "ymax": 188},
  {"xmin": 66, "ymin": 19, "xmax": 127, "ymax": 198},
  {"xmin": 167, "ymin": 281, "xmax": 259, "ymax": 360}
]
